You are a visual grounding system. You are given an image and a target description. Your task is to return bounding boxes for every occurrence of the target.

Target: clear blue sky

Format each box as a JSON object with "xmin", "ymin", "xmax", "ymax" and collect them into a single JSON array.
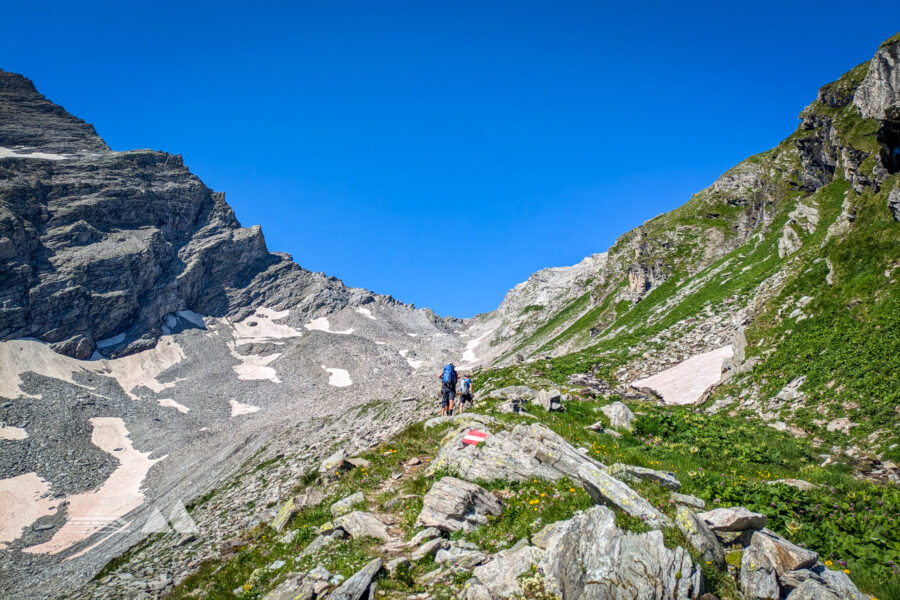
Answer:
[{"xmin": 3, "ymin": 3, "xmax": 898, "ymax": 317}]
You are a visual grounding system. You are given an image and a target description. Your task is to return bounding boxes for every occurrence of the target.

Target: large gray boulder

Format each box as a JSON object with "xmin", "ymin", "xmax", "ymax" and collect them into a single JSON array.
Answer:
[
  {"xmin": 427, "ymin": 423, "xmax": 669, "ymax": 527},
  {"xmin": 608, "ymin": 463, "xmax": 681, "ymax": 491},
  {"xmin": 331, "ymin": 491, "xmax": 366, "ymax": 517},
  {"xmin": 781, "ymin": 564, "xmax": 863, "ymax": 600},
  {"xmin": 674, "ymin": 506, "xmax": 725, "ymax": 570},
  {"xmin": 699, "ymin": 506, "xmax": 767, "ymax": 532},
  {"xmin": 538, "ymin": 506, "xmax": 703, "ymax": 599},
  {"xmin": 416, "ymin": 476, "xmax": 502, "ymax": 532},
  {"xmin": 749, "ymin": 530, "xmax": 818, "ymax": 575},
  {"xmin": 329, "ymin": 557, "xmax": 382, "ymax": 600},
  {"xmin": 600, "ymin": 401, "xmax": 635, "ymax": 431},
  {"xmin": 334, "ymin": 511, "xmax": 392, "ymax": 542},
  {"xmin": 740, "ymin": 544, "xmax": 780, "ymax": 600},
  {"xmin": 471, "ymin": 545, "xmax": 544, "ymax": 598},
  {"xmin": 533, "ymin": 388, "xmax": 564, "ymax": 412}
]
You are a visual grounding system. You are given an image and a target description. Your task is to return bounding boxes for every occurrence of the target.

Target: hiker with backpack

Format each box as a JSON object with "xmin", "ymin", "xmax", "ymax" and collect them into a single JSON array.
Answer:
[
  {"xmin": 439, "ymin": 363, "xmax": 458, "ymax": 416},
  {"xmin": 458, "ymin": 373, "xmax": 473, "ymax": 412}
]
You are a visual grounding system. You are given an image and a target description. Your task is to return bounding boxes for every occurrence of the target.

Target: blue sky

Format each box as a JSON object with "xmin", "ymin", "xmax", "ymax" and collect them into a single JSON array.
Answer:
[{"xmin": 3, "ymin": 3, "xmax": 898, "ymax": 317}]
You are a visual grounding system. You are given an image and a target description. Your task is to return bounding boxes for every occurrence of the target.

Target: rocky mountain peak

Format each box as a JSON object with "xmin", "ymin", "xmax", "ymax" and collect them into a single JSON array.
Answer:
[{"xmin": 0, "ymin": 69, "xmax": 109, "ymax": 154}]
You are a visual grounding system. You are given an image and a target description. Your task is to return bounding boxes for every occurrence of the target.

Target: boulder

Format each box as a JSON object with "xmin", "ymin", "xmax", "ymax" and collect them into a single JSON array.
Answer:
[
  {"xmin": 347, "ymin": 457, "xmax": 371, "ymax": 469},
  {"xmin": 319, "ymin": 449, "xmax": 355, "ymax": 480},
  {"xmin": 674, "ymin": 506, "xmax": 725, "ymax": 570},
  {"xmin": 699, "ymin": 506, "xmax": 767, "ymax": 532},
  {"xmin": 427, "ymin": 422, "xmax": 668, "ymax": 526},
  {"xmin": 768, "ymin": 478, "xmax": 817, "ymax": 491},
  {"xmin": 585, "ymin": 421, "xmax": 621, "ymax": 437},
  {"xmin": 296, "ymin": 487, "xmax": 325, "ymax": 508},
  {"xmin": 262, "ymin": 575, "xmax": 315, "ymax": 600},
  {"xmin": 471, "ymin": 546, "xmax": 544, "ymax": 598},
  {"xmin": 740, "ymin": 544, "xmax": 780, "ymax": 600},
  {"xmin": 462, "ymin": 580, "xmax": 494, "ymax": 600},
  {"xmin": 435, "ymin": 546, "xmax": 489, "ymax": 569},
  {"xmin": 270, "ymin": 497, "xmax": 298, "ymax": 533},
  {"xmin": 671, "ymin": 492, "xmax": 705, "ymax": 509},
  {"xmin": 331, "ymin": 491, "xmax": 366, "ymax": 517},
  {"xmin": 416, "ymin": 477, "xmax": 502, "ymax": 532},
  {"xmin": 384, "ymin": 557, "xmax": 410, "ymax": 574},
  {"xmin": 608, "ymin": 463, "xmax": 681, "ymax": 491},
  {"xmin": 600, "ymin": 401, "xmax": 635, "ymax": 431},
  {"xmin": 406, "ymin": 526, "xmax": 442, "ymax": 547},
  {"xmin": 781, "ymin": 564, "xmax": 863, "ymax": 600},
  {"xmin": 749, "ymin": 530, "xmax": 818, "ymax": 575},
  {"xmin": 329, "ymin": 557, "xmax": 382, "ymax": 600},
  {"xmin": 538, "ymin": 506, "xmax": 703, "ymax": 599},
  {"xmin": 533, "ymin": 388, "xmax": 565, "ymax": 412},
  {"xmin": 334, "ymin": 511, "xmax": 392, "ymax": 542},
  {"xmin": 411, "ymin": 537, "xmax": 449, "ymax": 561},
  {"xmin": 300, "ymin": 533, "xmax": 338, "ymax": 557}
]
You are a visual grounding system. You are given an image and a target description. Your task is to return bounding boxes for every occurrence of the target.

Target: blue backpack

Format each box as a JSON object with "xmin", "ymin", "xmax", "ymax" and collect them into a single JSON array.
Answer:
[{"xmin": 442, "ymin": 364, "xmax": 457, "ymax": 385}]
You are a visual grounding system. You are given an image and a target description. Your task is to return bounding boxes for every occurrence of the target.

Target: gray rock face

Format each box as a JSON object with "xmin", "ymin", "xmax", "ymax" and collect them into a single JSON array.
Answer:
[
  {"xmin": 740, "ymin": 544, "xmax": 780, "ymax": 600},
  {"xmin": 671, "ymin": 492, "xmax": 706, "ymax": 509},
  {"xmin": 600, "ymin": 401, "xmax": 635, "ymax": 431},
  {"xmin": 854, "ymin": 38, "xmax": 900, "ymax": 120},
  {"xmin": 538, "ymin": 506, "xmax": 703, "ymax": 600},
  {"xmin": 749, "ymin": 530, "xmax": 818, "ymax": 575},
  {"xmin": 262, "ymin": 575, "xmax": 315, "ymax": 600},
  {"xmin": 427, "ymin": 422, "xmax": 668, "ymax": 527},
  {"xmin": 608, "ymin": 463, "xmax": 681, "ymax": 491},
  {"xmin": 889, "ymin": 187, "xmax": 900, "ymax": 222},
  {"xmin": 674, "ymin": 506, "xmax": 725, "ymax": 570},
  {"xmin": 329, "ymin": 557, "xmax": 381, "ymax": 600},
  {"xmin": 781, "ymin": 565, "xmax": 863, "ymax": 600},
  {"xmin": 0, "ymin": 70, "xmax": 400, "ymax": 358},
  {"xmin": 471, "ymin": 545, "xmax": 544, "ymax": 598},
  {"xmin": 320, "ymin": 449, "xmax": 355, "ymax": 480},
  {"xmin": 699, "ymin": 506, "xmax": 767, "ymax": 532},
  {"xmin": 416, "ymin": 476, "xmax": 502, "ymax": 533}
]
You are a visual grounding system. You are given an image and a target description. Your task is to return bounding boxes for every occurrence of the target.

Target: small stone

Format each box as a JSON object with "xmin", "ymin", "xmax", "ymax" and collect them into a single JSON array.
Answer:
[
  {"xmin": 331, "ymin": 491, "xmax": 366, "ymax": 517},
  {"xmin": 699, "ymin": 506, "xmax": 767, "ymax": 532}
]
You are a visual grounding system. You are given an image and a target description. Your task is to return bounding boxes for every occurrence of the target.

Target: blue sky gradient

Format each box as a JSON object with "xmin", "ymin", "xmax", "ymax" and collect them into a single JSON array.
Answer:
[{"xmin": 3, "ymin": 2, "xmax": 898, "ymax": 316}]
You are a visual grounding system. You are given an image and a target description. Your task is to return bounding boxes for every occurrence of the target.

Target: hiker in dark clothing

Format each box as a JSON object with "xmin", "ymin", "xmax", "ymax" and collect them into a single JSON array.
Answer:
[
  {"xmin": 458, "ymin": 373, "xmax": 473, "ymax": 412},
  {"xmin": 439, "ymin": 363, "xmax": 458, "ymax": 416}
]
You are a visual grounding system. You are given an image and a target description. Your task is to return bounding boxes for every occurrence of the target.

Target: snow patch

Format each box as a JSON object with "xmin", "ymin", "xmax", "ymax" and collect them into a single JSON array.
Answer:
[
  {"xmin": 158, "ymin": 398, "xmax": 190, "ymax": 413},
  {"xmin": 95, "ymin": 333, "xmax": 125, "ymax": 348},
  {"xmin": 305, "ymin": 317, "xmax": 353, "ymax": 335},
  {"xmin": 355, "ymin": 307, "xmax": 376, "ymax": 320},
  {"xmin": 461, "ymin": 328, "xmax": 495, "ymax": 365},
  {"xmin": 230, "ymin": 399, "xmax": 260, "ymax": 417},
  {"xmin": 374, "ymin": 341, "xmax": 386, "ymax": 346},
  {"xmin": 230, "ymin": 307, "xmax": 301, "ymax": 342},
  {"xmin": 23, "ymin": 417, "xmax": 164, "ymax": 555},
  {"xmin": 398, "ymin": 349, "xmax": 424, "ymax": 369},
  {"xmin": 0, "ymin": 339, "xmax": 184, "ymax": 402},
  {"xmin": 0, "ymin": 473, "xmax": 56, "ymax": 549},
  {"xmin": 0, "ymin": 146, "xmax": 69, "ymax": 160},
  {"xmin": 227, "ymin": 343, "xmax": 282, "ymax": 383},
  {"xmin": 631, "ymin": 346, "xmax": 734, "ymax": 406},
  {"xmin": 0, "ymin": 425, "xmax": 28, "ymax": 440},
  {"xmin": 321, "ymin": 365, "xmax": 353, "ymax": 387}
]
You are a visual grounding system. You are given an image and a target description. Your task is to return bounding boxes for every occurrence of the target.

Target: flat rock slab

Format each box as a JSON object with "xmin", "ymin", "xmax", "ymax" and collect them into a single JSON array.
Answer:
[
  {"xmin": 699, "ymin": 506, "xmax": 767, "ymax": 532},
  {"xmin": 538, "ymin": 505, "xmax": 702, "ymax": 600},
  {"xmin": 427, "ymin": 423, "xmax": 668, "ymax": 528},
  {"xmin": 631, "ymin": 345, "xmax": 734, "ymax": 406},
  {"xmin": 329, "ymin": 557, "xmax": 382, "ymax": 600},
  {"xmin": 472, "ymin": 545, "xmax": 544, "ymax": 598},
  {"xmin": 416, "ymin": 477, "xmax": 502, "ymax": 532},
  {"xmin": 334, "ymin": 511, "xmax": 392, "ymax": 542},
  {"xmin": 608, "ymin": 463, "xmax": 681, "ymax": 491}
]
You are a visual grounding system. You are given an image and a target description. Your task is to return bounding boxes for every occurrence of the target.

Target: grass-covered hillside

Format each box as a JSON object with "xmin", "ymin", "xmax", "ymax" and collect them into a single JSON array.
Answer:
[{"xmin": 475, "ymin": 33, "xmax": 900, "ymax": 466}]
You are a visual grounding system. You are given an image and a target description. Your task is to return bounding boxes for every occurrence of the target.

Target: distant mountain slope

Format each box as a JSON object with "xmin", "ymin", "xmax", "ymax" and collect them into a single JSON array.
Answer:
[{"xmin": 475, "ymin": 33, "xmax": 900, "ymax": 472}]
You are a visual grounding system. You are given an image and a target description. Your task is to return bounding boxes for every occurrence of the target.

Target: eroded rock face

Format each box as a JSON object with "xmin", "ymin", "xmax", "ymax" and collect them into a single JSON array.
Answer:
[
  {"xmin": 0, "ymin": 70, "xmax": 393, "ymax": 358},
  {"xmin": 416, "ymin": 477, "xmax": 502, "ymax": 533},
  {"xmin": 539, "ymin": 506, "xmax": 703, "ymax": 600},
  {"xmin": 855, "ymin": 38, "xmax": 900, "ymax": 120},
  {"xmin": 471, "ymin": 546, "xmax": 544, "ymax": 599}
]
